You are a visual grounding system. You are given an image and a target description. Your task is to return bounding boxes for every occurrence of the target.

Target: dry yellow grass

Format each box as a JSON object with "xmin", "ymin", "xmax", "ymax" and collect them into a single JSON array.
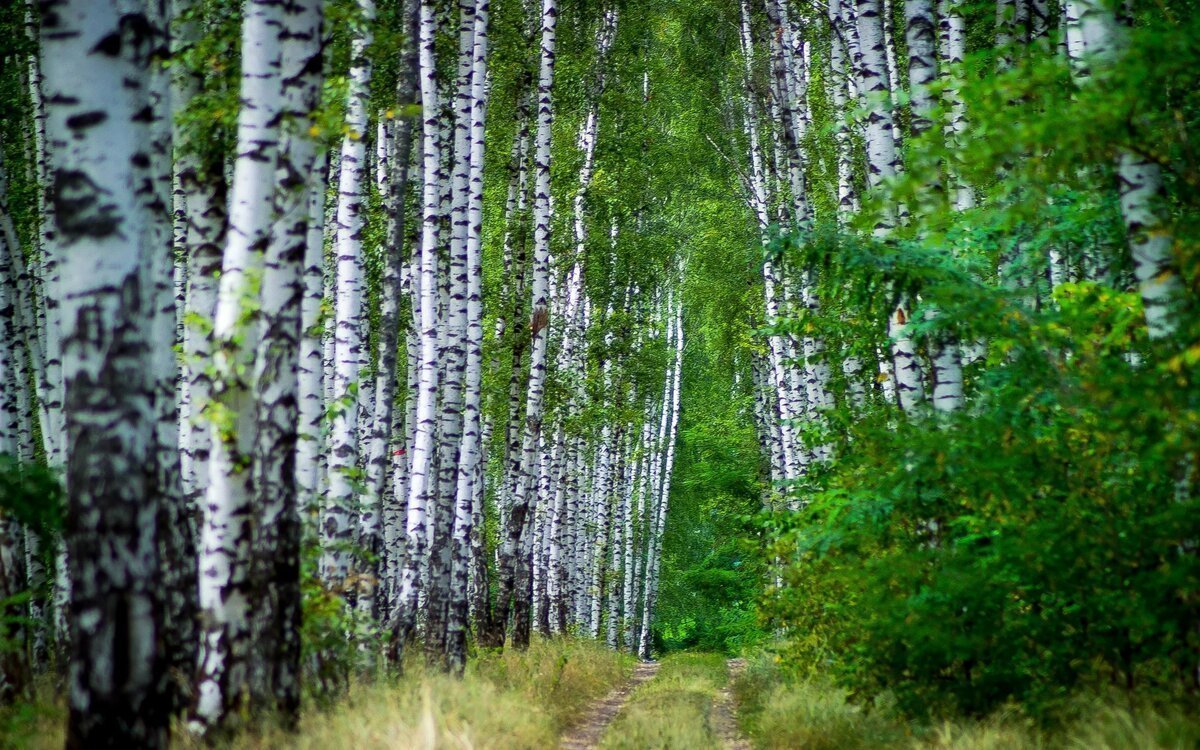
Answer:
[{"xmin": 1, "ymin": 637, "xmax": 632, "ymax": 750}]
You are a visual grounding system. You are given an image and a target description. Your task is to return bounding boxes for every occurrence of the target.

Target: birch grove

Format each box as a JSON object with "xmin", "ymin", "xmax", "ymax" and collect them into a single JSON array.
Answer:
[{"xmin": 2, "ymin": 0, "xmax": 1198, "ymax": 743}]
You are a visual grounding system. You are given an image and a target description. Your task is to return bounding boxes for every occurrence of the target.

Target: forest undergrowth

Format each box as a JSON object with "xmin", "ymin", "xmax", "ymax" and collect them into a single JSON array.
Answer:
[
  {"xmin": 733, "ymin": 654, "xmax": 1200, "ymax": 750},
  {"xmin": 0, "ymin": 639, "xmax": 631, "ymax": 750}
]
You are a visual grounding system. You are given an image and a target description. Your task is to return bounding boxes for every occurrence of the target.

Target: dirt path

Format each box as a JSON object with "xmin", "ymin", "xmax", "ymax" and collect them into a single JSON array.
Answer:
[
  {"xmin": 560, "ymin": 661, "xmax": 661, "ymax": 750},
  {"xmin": 711, "ymin": 658, "xmax": 752, "ymax": 750}
]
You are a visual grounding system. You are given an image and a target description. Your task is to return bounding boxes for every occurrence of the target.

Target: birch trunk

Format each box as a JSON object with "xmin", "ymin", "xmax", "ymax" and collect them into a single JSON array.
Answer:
[
  {"xmin": 40, "ymin": 0, "xmax": 169, "ymax": 742},
  {"xmin": 638, "ymin": 301, "xmax": 684, "ymax": 660},
  {"xmin": 1063, "ymin": 1, "xmax": 1183, "ymax": 337},
  {"xmin": 395, "ymin": 0, "xmax": 446, "ymax": 650},
  {"xmin": 426, "ymin": 0, "xmax": 478, "ymax": 664},
  {"xmin": 447, "ymin": 0, "xmax": 491, "ymax": 675},
  {"xmin": 323, "ymin": 0, "xmax": 376, "ymax": 587},
  {"xmin": 194, "ymin": 0, "xmax": 284, "ymax": 729},
  {"xmin": 297, "ymin": 153, "xmax": 327, "ymax": 521},
  {"xmin": 491, "ymin": 0, "xmax": 558, "ymax": 650},
  {"xmin": 856, "ymin": 0, "xmax": 902, "ymax": 216},
  {"xmin": 363, "ymin": 0, "xmax": 419, "ymax": 623},
  {"xmin": 249, "ymin": 0, "xmax": 324, "ymax": 720},
  {"xmin": 135, "ymin": 1, "xmax": 196, "ymax": 716}
]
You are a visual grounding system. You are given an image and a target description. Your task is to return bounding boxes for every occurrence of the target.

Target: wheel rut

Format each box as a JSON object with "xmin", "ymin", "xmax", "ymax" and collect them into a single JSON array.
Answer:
[
  {"xmin": 711, "ymin": 658, "xmax": 752, "ymax": 750},
  {"xmin": 560, "ymin": 660, "xmax": 660, "ymax": 750}
]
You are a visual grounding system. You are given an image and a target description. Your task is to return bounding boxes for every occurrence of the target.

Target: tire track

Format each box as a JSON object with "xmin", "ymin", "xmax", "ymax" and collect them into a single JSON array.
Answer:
[
  {"xmin": 560, "ymin": 661, "xmax": 660, "ymax": 750},
  {"xmin": 711, "ymin": 658, "xmax": 752, "ymax": 750}
]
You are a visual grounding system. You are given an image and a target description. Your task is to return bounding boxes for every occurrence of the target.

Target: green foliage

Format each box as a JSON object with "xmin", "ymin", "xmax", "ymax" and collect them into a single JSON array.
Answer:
[
  {"xmin": 300, "ymin": 535, "xmax": 382, "ymax": 699},
  {"xmin": 733, "ymin": 652, "xmax": 1200, "ymax": 750},
  {"xmin": 759, "ymin": 1, "xmax": 1200, "ymax": 723},
  {"xmin": 0, "ymin": 457, "xmax": 62, "ymax": 539}
]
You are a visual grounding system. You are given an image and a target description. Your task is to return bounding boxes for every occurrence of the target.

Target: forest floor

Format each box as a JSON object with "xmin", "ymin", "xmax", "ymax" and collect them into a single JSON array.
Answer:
[
  {"xmin": 560, "ymin": 661, "xmax": 660, "ymax": 749},
  {"xmin": 561, "ymin": 654, "xmax": 754, "ymax": 749},
  {"xmin": 8, "ymin": 643, "xmax": 1199, "ymax": 748}
]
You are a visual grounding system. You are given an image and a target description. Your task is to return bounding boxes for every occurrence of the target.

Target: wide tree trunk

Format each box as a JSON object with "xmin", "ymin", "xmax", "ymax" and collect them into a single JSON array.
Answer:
[
  {"xmin": 39, "ymin": 0, "xmax": 170, "ymax": 743},
  {"xmin": 250, "ymin": 0, "xmax": 324, "ymax": 722}
]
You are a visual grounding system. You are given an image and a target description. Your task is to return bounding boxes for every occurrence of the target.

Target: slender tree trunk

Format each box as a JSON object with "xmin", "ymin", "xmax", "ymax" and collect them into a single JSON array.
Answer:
[
  {"xmin": 0, "ymin": 156, "xmax": 32, "ymax": 703},
  {"xmin": 395, "ymin": 0, "xmax": 446, "ymax": 651},
  {"xmin": 297, "ymin": 153, "xmax": 328, "ymax": 522},
  {"xmin": 638, "ymin": 301, "xmax": 683, "ymax": 660},
  {"xmin": 426, "ymin": 0, "xmax": 479, "ymax": 665},
  {"xmin": 323, "ymin": 0, "xmax": 376, "ymax": 589},
  {"xmin": 362, "ymin": 0, "xmax": 418, "ymax": 626},
  {"xmin": 447, "ymin": 0, "xmax": 491, "ymax": 675},
  {"xmin": 194, "ymin": 0, "xmax": 285, "ymax": 729},
  {"xmin": 491, "ymin": 0, "xmax": 559, "ymax": 651}
]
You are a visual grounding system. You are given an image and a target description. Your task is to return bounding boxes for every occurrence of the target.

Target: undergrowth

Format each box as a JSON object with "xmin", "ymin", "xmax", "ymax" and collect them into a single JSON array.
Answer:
[
  {"xmin": 733, "ymin": 653, "xmax": 1200, "ymax": 750},
  {"xmin": 0, "ymin": 637, "xmax": 631, "ymax": 750}
]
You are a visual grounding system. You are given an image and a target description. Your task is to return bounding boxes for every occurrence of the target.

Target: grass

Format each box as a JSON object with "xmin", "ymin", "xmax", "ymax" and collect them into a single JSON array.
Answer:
[
  {"xmin": 0, "ymin": 637, "xmax": 633, "ymax": 750},
  {"xmin": 731, "ymin": 653, "xmax": 1200, "ymax": 750},
  {"xmin": 598, "ymin": 652, "xmax": 728, "ymax": 750}
]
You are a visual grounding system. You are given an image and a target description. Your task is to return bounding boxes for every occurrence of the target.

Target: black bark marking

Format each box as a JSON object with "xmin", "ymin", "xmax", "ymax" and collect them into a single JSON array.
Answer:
[
  {"xmin": 53, "ymin": 169, "xmax": 122, "ymax": 241},
  {"xmin": 66, "ymin": 111, "xmax": 108, "ymax": 130}
]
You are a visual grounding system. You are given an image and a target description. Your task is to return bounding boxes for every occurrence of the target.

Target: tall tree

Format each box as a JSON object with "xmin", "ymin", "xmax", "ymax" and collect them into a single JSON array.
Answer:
[
  {"xmin": 251, "ymin": 0, "xmax": 325, "ymax": 720},
  {"xmin": 39, "ymin": 0, "xmax": 170, "ymax": 744},
  {"xmin": 323, "ymin": 0, "xmax": 375, "ymax": 588},
  {"xmin": 491, "ymin": 0, "xmax": 559, "ymax": 650},
  {"xmin": 194, "ymin": 0, "xmax": 285, "ymax": 729}
]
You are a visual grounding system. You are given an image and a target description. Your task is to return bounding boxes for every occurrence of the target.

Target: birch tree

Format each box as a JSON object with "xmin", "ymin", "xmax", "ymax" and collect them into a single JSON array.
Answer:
[
  {"xmin": 491, "ymin": 0, "xmax": 559, "ymax": 650},
  {"xmin": 395, "ymin": 0, "xmax": 446, "ymax": 650},
  {"xmin": 194, "ymin": 0, "xmax": 285, "ymax": 729},
  {"xmin": 323, "ymin": 0, "xmax": 375, "ymax": 587},
  {"xmin": 447, "ymin": 0, "xmax": 492, "ymax": 674},
  {"xmin": 251, "ymin": 0, "xmax": 324, "ymax": 719},
  {"xmin": 39, "ymin": 0, "xmax": 169, "ymax": 743}
]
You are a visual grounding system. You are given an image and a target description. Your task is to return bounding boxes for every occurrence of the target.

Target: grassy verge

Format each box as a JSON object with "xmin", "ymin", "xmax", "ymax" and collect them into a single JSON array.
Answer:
[
  {"xmin": 0, "ymin": 637, "xmax": 633, "ymax": 750},
  {"xmin": 598, "ymin": 652, "xmax": 727, "ymax": 749},
  {"xmin": 732, "ymin": 654, "xmax": 1200, "ymax": 750}
]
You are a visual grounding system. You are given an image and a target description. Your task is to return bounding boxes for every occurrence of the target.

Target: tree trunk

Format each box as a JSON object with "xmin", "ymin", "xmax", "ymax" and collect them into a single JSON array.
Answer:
[
  {"xmin": 395, "ymin": 0, "xmax": 446, "ymax": 651},
  {"xmin": 491, "ymin": 0, "xmax": 559, "ymax": 651},
  {"xmin": 249, "ymin": 0, "xmax": 324, "ymax": 722},
  {"xmin": 40, "ymin": 0, "xmax": 171, "ymax": 742},
  {"xmin": 364, "ymin": 0, "xmax": 419, "ymax": 626},
  {"xmin": 194, "ymin": 0, "xmax": 285, "ymax": 730},
  {"xmin": 447, "ymin": 0, "xmax": 491, "ymax": 675},
  {"xmin": 323, "ymin": 0, "xmax": 375, "ymax": 589}
]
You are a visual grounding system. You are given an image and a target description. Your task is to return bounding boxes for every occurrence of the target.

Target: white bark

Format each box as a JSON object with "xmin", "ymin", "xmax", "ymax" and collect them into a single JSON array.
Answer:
[
  {"xmin": 397, "ymin": 0, "xmax": 445, "ymax": 646},
  {"xmin": 448, "ymin": 0, "xmax": 491, "ymax": 673},
  {"xmin": 323, "ymin": 0, "xmax": 376, "ymax": 585},
  {"xmin": 297, "ymin": 153, "xmax": 327, "ymax": 520},
  {"xmin": 1064, "ymin": 0, "xmax": 1184, "ymax": 338},
  {"xmin": 39, "ymin": 0, "xmax": 168, "ymax": 741},
  {"xmin": 195, "ymin": 0, "xmax": 285, "ymax": 729},
  {"xmin": 494, "ymin": 0, "xmax": 559, "ymax": 648},
  {"xmin": 638, "ymin": 300, "xmax": 683, "ymax": 660}
]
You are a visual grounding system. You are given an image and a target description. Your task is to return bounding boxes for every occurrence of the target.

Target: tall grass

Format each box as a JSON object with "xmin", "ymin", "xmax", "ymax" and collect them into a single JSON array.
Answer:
[
  {"xmin": 1, "ymin": 637, "xmax": 632, "ymax": 750},
  {"xmin": 732, "ymin": 654, "xmax": 1200, "ymax": 750}
]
